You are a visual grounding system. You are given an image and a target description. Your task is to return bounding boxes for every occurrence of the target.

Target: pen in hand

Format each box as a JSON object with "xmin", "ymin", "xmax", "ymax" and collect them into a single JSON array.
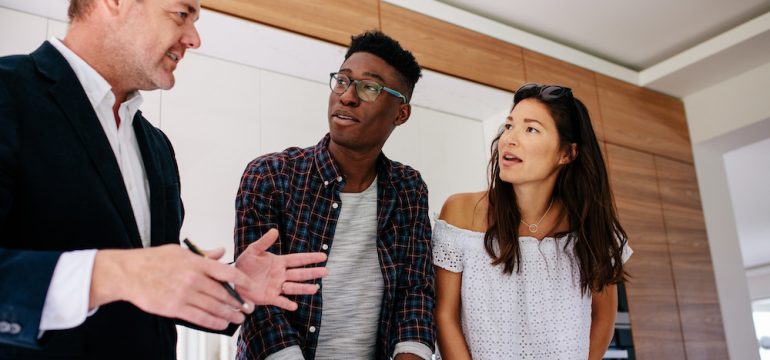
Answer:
[{"xmin": 183, "ymin": 238, "xmax": 249, "ymax": 309}]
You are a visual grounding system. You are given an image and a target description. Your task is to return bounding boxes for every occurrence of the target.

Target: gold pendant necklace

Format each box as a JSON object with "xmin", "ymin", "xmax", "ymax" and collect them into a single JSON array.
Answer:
[{"xmin": 520, "ymin": 198, "xmax": 554, "ymax": 233}]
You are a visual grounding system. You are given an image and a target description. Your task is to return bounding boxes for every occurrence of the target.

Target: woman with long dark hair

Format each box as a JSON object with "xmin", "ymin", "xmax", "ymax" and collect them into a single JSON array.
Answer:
[{"xmin": 433, "ymin": 84, "xmax": 631, "ymax": 359}]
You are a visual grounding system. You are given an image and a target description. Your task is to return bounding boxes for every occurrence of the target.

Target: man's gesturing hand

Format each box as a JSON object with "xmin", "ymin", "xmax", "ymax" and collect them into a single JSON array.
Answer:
[{"xmin": 235, "ymin": 229, "xmax": 328, "ymax": 311}]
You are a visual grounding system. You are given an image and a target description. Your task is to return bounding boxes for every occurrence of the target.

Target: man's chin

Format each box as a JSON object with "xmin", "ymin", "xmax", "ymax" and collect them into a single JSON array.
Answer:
[
  {"xmin": 158, "ymin": 78, "xmax": 175, "ymax": 91},
  {"xmin": 329, "ymin": 132, "xmax": 359, "ymax": 150},
  {"xmin": 151, "ymin": 72, "xmax": 176, "ymax": 91},
  {"xmin": 135, "ymin": 76, "xmax": 175, "ymax": 92}
]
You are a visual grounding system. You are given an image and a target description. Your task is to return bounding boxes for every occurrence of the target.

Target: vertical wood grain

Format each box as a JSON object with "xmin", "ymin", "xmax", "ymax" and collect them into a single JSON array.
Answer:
[
  {"xmin": 597, "ymin": 74, "xmax": 692, "ymax": 163},
  {"xmin": 606, "ymin": 144, "xmax": 687, "ymax": 359},
  {"xmin": 655, "ymin": 156, "xmax": 729, "ymax": 359}
]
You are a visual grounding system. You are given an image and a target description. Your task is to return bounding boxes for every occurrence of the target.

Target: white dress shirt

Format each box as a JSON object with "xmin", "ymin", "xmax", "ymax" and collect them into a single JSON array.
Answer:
[{"xmin": 38, "ymin": 37, "xmax": 152, "ymax": 332}]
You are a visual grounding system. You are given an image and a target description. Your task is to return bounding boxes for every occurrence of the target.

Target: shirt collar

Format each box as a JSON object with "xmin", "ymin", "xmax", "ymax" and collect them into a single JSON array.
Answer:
[
  {"xmin": 313, "ymin": 134, "xmax": 343, "ymax": 186},
  {"xmin": 49, "ymin": 37, "xmax": 143, "ymax": 127},
  {"xmin": 313, "ymin": 133, "xmax": 394, "ymax": 187}
]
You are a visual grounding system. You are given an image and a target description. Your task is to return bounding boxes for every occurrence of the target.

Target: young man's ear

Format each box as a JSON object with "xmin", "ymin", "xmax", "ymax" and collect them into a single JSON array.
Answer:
[
  {"xmin": 559, "ymin": 143, "xmax": 578, "ymax": 165},
  {"xmin": 395, "ymin": 103, "xmax": 411, "ymax": 127}
]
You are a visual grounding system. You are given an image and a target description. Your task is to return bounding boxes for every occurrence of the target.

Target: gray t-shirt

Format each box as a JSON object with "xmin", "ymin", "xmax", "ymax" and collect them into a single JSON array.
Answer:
[{"xmin": 315, "ymin": 179, "xmax": 383, "ymax": 359}]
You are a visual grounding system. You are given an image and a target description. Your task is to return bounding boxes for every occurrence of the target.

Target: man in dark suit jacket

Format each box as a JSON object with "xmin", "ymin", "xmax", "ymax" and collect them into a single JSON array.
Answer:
[{"xmin": 0, "ymin": 0, "xmax": 327, "ymax": 358}]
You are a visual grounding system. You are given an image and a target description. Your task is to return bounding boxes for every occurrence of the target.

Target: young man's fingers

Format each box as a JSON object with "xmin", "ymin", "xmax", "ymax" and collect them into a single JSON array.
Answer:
[
  {"xmin": 250, "ymin": 228, "xmax": 279, "ymax": 254},
  {"xmin": 282, "ymin": 252, "xmax": 328, "ymax": 268},
  {"xmin": 269, "ymin": 296, "xmax": 299, "ymax": 311},
  {"xmin": 285, "ymin": 267, "xmax": 328, "ymax": 282},
  {"xmin": 281, "ymin": 282, "xmax": 320, "ymax": 295}
]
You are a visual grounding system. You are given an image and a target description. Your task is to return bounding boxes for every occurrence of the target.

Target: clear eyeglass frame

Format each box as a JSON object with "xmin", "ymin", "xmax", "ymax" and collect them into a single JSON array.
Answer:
[{"xmin": 329, "ymin": 72, "xmax": 408, "ymax": 104}]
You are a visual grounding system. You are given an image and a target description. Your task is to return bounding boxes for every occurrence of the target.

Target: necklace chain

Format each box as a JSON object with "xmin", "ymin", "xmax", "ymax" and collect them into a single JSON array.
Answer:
[{"xmin": 520, "ymin": 198, "xmax": 554, "ymax": 233}]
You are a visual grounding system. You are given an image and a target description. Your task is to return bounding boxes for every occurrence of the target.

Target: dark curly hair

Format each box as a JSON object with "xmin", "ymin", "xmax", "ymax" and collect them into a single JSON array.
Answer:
[{"xmin": 345, "ymin": 30, "xmax": 422, "ymax": 101}]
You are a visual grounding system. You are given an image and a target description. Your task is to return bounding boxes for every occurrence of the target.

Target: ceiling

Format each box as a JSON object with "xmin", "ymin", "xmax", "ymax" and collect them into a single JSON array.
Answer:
[
  {"xmin": 410, "ymin": 0, "xmax": 770, "ymax": 98},
  {"xmin": 437, "ymin": 0, "xmax": 770, "ymax": 70}
]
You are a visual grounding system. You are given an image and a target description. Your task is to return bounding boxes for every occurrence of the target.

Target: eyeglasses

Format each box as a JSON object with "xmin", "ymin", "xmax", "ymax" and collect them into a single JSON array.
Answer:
[
  {"xmin": 329, "ymin": 72, "xmax": 408, "ymax": 104},
  {"xmin": 514, "ymin": 83, "xmax": 573, "ymax": 101}
]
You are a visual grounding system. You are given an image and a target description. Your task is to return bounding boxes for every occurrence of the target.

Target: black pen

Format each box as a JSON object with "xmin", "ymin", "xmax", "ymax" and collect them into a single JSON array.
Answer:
[{"xmin": 183, "ymin": 238, "xmax": 246, "ymax": 306}]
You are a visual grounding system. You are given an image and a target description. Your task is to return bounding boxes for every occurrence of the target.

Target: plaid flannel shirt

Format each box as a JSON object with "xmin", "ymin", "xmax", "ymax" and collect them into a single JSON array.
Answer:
[{"xmin": 234, "ymin": 134, "xmax": 435, "ymax": 360}]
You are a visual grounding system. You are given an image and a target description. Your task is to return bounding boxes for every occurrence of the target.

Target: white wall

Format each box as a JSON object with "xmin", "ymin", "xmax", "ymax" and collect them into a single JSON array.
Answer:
[
  {"xmin": 0, "ymin": 4, "xmax": 510, "ymax": 359},
  {"xmin": 748, "ymin": 266, "xmax": 770, "ymax": 301},
  {"xmin": 685, "ymin": 62, "xmax": 770, "ymax": 145},
  {"xmin": 684, "ymin": 61, "xmax": 770, "ymax": 360}
]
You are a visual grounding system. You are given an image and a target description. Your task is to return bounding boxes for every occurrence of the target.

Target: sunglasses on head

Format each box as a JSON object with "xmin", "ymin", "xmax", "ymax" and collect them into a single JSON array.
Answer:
[{"xmin": 515, "ymin": 83, "xmax": 573, "ymax": 101}]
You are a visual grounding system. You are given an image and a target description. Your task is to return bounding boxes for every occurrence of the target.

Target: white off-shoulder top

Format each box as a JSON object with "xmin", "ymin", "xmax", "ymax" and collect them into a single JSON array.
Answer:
[{"xmin": 432, "ymin": 219, "xmax": 632, "ymax": 360}]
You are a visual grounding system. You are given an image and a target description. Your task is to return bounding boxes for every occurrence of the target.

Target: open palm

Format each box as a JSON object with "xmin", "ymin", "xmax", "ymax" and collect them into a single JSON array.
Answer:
[{"xmin": 235, "ymin": 229, "xmax": 327, "ymax": 311}]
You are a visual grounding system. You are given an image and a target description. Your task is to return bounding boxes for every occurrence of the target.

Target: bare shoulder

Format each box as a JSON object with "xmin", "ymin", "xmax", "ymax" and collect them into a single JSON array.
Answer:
[{"xmin": 439, "ymin": 191, "xmax": 488, "ymax": 232}]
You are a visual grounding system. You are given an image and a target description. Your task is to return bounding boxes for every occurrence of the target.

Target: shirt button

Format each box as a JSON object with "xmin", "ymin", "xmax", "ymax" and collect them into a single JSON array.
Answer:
[
  {"xmin": 309, "ymin": 326, "xmax": 317, "ymax": 333},
  {"xmin": 336, "ymin": 176, "xmax": 343, "ymax": 182},
  {"xmin": 332, "ymin": 202, "xmax": 339, "ymax": 209},
  {"xmin": 324, "ymin": 180, "xmax": 329, "ymax": 186},
  {"xmin": 0, "ymin": 321, "xmax": 9, "ymax": 333},
  {"xmin": 8, "ymin": 323, "xmax": 20, "ymax": 335},
  {"xmin": 321, "ymin": 244, "xmax": 329, "ymax": 250}
]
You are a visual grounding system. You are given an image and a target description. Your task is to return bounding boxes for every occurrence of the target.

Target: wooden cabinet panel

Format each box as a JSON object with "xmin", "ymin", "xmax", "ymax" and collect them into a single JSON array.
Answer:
[
  {"xmin": 600, "ymin": 140, "xmax": 608, "ymax": 166},
  {"xmin": 201, "ymin": 0, "xmax": 379, "ymax": 46},
  {"xmin": 523, "ymin": 49, "xmax": 604, "ymax": 140},
  {"xmin": 655, "ymin": 156, "xmax": 728, "ymax": 360},
  {"xmin": 380, "ymin": 3, "xmax": 525, "ymax": 92},
  {"xmin": 597, "ymin": 74, "xmax": 693, "ymax": 163},
  {"xmin": 606, "ymin": 144, "xmax": 686, "ymax": 359}
]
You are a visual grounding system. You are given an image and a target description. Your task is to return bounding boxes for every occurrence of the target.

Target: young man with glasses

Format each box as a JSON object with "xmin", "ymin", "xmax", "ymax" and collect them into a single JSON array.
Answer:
[{"xmin": 235, "ymin": 31, "xmax": 435, "ymax": 360}]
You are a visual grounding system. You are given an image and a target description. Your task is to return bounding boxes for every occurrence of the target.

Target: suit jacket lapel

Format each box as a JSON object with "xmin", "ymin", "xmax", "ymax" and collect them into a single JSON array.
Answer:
[
  {"xmin": 133, "ymin": 115, "xmax": 167, "ymax": 246},
  {"xmin": 31, "ymin": 42, "xmax": 142, "ymax": 248}
]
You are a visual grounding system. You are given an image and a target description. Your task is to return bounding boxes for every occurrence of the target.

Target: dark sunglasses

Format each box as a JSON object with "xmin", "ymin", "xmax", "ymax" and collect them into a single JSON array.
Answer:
[{"xmin": 515, "ymin": 83, "xmax": 573, "ymax": 101}]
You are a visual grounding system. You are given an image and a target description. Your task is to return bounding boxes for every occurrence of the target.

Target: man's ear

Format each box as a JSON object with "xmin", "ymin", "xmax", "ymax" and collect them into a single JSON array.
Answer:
[
  {"xmin": 102, "ymin": 0, "xmax": 123, "ymax": 15},
  {"xmin": 395, "ymin": 104, "xmax": 411, "ymax": 127},
  {"xmin": 559, "ymin": 143, "xmax": 578, "ymax": 165}
]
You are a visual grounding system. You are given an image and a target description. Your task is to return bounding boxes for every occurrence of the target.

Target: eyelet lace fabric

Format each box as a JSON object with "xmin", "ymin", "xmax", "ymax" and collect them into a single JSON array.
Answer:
[{"xmin": 432, "ymin": 219, "xmax": 631, "ymax": 360}]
